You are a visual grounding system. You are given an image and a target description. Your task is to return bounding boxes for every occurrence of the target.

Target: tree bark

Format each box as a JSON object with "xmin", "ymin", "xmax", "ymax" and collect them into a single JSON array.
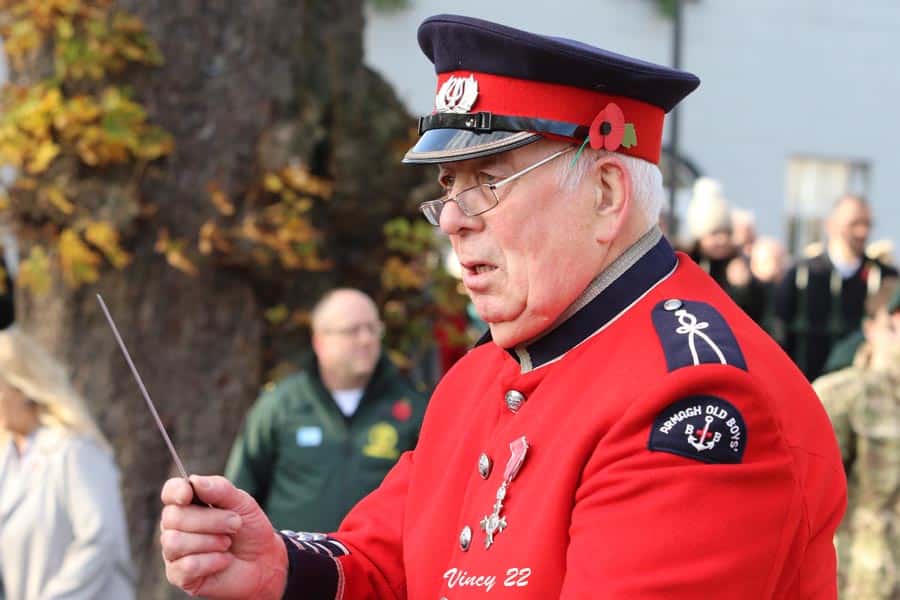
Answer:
[{"xmin": 13, "ymin": 1, "xmax": 427, "ymax": 597}]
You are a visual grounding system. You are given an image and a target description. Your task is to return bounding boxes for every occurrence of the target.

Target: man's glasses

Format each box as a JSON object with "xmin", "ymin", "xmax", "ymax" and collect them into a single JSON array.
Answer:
[
  {"xmin": 320, "ymin": 321, "xmax": 385, "ymax": 338},
  {"xmin": 418, "ymin": 147, "xmax": 573, "ymax": 226}
]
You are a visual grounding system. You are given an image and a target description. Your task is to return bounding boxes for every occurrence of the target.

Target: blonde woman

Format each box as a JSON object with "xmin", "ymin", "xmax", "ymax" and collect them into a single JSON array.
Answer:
[{"xmin": 0, "ymin": 326, "xmax": 134, "ymax": 600}]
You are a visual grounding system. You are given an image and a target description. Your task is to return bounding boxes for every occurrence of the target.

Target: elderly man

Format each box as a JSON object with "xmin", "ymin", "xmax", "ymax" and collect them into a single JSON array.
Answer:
[
  {"xmin": 160, "ymin": 15, "xmax": 845, "ymax": 599},
  {"xmin": 224, "ymin": 288, "xmax": 426, "ymax": 532}
]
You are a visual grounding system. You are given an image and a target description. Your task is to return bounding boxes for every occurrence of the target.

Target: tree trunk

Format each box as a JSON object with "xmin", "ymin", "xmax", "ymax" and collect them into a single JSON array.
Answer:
[{"xmin": 13, "ymin": 1, "xmax": 427, "ymax": 598}]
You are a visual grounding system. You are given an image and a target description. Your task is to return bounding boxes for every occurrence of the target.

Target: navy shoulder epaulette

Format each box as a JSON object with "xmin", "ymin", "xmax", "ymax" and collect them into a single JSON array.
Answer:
[{"xmin": 651, "ymin": 299, "xmax": 746, "ymax": 372}]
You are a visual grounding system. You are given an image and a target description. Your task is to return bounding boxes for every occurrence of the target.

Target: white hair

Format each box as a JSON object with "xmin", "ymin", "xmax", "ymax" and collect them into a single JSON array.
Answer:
[{"xmin": 555, "ymin": 146, "xmax": 664, "ymax": 229}]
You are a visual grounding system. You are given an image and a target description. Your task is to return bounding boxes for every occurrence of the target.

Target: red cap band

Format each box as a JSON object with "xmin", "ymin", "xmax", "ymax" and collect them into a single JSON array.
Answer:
[{"xmin": 435, "ymin": 70, "xmax": 665, "ymax": 164}]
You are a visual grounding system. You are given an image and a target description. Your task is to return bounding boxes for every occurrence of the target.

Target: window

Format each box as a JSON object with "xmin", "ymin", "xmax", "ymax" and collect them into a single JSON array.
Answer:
[{"xmin": 785, "ymin": 156, "xmax": 870, "ymax": 256}]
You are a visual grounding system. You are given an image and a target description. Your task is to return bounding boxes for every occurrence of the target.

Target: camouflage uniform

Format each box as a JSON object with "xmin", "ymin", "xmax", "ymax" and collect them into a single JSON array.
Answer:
[{"xmin": 814, "ymin": 353, "xmax": 900, "ymax": 599}]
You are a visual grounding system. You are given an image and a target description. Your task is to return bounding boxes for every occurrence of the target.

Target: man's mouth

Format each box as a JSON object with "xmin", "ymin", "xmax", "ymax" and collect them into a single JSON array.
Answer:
[
  {"xmin": 462, "ymin": 261, "xmax": 497, "ymax": 275},
  {"xmin": 460, "ymin": 261, "xmax": 498, "ymax": 290}
]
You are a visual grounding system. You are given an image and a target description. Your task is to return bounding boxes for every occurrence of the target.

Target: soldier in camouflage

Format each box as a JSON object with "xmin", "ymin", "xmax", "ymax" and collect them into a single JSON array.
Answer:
[{"xmin": 813, "ymin": 282, "xmax": 900, "ymax": 599}]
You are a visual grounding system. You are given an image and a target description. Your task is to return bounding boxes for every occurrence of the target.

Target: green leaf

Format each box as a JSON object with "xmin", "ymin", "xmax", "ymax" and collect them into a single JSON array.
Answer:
[{"xmin": 621, "ymin": 124, "xmax": 638, "ymax": 149}]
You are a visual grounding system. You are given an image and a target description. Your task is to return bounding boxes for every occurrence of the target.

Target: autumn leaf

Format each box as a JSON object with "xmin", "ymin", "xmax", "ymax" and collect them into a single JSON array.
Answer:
[
  {"xmin": 165, "ymin": 249, "xmax": 198, "ymax": 276},
  {"xmin": 16, "ymin": 245, "xmax": 52, "ymax": 294},
  {"xmin": 26, "ymin": 141, "xmax": 60, "ymax": 173},
  {"xmin": 263, "ymin": 173, "xmax": 284, "ymax": 193},
  {"xmin": 154, "ymin": 229, "xmax": 198, "ymax": 276},
  {"xmin": 84, "ymin": 220, "xmax": 130, "ymax": 268},
  {"xmin": 58, "ymin": 228, "xmax": 101, "ymax": 287},
  {"xmin": 206, "ymin": 182, "xmax": 235, "ymax": 216},
  {"xmin": 41, "ymin": 185, "xmax": 76, "ymax": 215}
]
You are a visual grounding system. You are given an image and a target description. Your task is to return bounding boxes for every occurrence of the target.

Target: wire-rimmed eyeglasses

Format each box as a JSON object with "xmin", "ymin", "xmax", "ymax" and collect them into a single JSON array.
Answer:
[{"xmin": 418, "ymin": 147, "xmax": 573, "ymax": 226}]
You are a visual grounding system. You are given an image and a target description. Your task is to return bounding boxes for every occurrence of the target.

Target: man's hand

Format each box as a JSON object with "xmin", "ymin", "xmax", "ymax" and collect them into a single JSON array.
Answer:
[{"xmin": 160, "ymin": 475, "xmax": 287, "ymax": 599}]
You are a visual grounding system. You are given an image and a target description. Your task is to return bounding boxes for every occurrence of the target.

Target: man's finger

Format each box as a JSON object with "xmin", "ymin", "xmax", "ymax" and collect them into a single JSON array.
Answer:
[
  {"xmin": 161, "ymin": 477, "xmax": 195, "ymax": 506},
  {"xmin": 188, "ymin": 474, "xmax": 250, "ymax": 510},
  {"xmin": 161, "ymin": 504, "xmax": 242, "ymax": 535},
  {"xmin": 161, "ymin": 529, "xmax": 233, "ymax": 562},
  {"xmin": 164, "ymin": 551, "xmax": 232, "ymax": 591}
]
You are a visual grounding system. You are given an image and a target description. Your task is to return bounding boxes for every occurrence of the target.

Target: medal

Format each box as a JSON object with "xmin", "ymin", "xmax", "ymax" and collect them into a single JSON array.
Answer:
[{"xmin": 480, "ymin": 436, "xmax": 528, "ymax": 549}]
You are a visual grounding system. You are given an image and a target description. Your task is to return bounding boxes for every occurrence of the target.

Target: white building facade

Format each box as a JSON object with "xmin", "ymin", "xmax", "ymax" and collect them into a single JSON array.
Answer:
[{"xmin": 364, "ymin": 0, "xmax": 900, "ymax": 253}]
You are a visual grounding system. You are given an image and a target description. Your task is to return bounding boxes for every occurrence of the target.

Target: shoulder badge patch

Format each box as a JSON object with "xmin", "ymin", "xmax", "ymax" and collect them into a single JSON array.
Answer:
[
  {"xmin": 648, "ymin": 396, "xmax": 747, "ymax": 464},
  {"xmin": 651, "ymin": 299, "xmax": 747, "ymax": 372}
]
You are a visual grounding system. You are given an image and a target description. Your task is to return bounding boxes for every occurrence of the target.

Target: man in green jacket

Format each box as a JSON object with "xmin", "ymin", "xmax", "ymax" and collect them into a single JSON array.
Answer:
[{"xmin": 225, "ymin": 288, "xmax": 427, "ymax": 532}]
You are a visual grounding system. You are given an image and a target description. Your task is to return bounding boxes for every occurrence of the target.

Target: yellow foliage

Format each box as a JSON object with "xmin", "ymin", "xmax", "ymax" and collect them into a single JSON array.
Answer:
[
  {"xmin": 381, "ymin": 256, "xmax": 426, "ymax": 291},
  {"xmin": 165, "ymin": 250, "xmax": 198, "ymax": 277},
  {"xmin": 58, "ymin": 228, "xmax": 100, "ymax": 287},
  {"xmin": 84, "ymin": 220, "xmax": 130, "ymax": 268},
  {"xmin": 40, "ymin": 185, "xmax": 75, "ymax": 215},
  {"xmin": 264, "ymin": 304, "xmax": 289, "ymax": 324},
  {"xmin": 206, "ymin": 182, "xmax": 235, "ymax": 216},
  {"xmin": 16, "ymin": 245, "xmax": 52, "ymax": 294},
  {"xmin": 263, "ymin": 173, "xmax": 284, "ymax": 193},
  {"xmin": 154, "ymin": 229, "xmax": 198, "ymax": 277},
  {"xmin": 198, "ymin": 221, "xmax": 233, "ymax": 255},
  {"xmin": 281, "ymin": 164, "xmax": 333, "ymax": 198},
  {"xmin": 0, "ymin": 0, "xmax": 172, "ymax": 290},
  {"xmin": 26, "ymin": 141, "xmax": 60, "ymax": 173}
]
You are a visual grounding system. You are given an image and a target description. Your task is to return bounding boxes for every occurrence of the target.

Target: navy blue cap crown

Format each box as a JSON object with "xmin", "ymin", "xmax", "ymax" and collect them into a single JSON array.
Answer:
[{"xmin": 418, "ymin": 14, "xmax": 699, "ymax": 113}]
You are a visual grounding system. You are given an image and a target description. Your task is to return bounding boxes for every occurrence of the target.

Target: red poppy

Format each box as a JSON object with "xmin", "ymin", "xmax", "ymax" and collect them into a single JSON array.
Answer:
[
  {"xmin": 589, "ymin": 103, "xmax": 626, "ymax": 151},
  {"xmin": 392, "ymin": 399, "xmax": 413, "ymax": 422}
]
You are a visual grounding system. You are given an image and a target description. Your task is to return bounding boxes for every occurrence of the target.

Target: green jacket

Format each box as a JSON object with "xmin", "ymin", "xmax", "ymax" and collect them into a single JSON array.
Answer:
[
  {"xmin": 225, "ymin": 354, "xmax": 427, "ymax": 532},
  {"xmin": 813, "ymin": 365, "xmax": 900, "ymax": 599}
]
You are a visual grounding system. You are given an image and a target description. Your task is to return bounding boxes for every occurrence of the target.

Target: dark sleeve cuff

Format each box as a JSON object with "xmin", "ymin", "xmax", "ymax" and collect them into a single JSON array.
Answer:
[{"xmin": 279, "ymin": 531, "xmax": 344, "ymax": 599}]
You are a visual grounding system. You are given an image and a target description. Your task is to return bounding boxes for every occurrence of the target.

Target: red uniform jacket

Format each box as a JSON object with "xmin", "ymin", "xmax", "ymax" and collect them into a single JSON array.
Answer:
[{"xmin": 281, "ymin": 233, "xmax": 846, "ymax": 599}]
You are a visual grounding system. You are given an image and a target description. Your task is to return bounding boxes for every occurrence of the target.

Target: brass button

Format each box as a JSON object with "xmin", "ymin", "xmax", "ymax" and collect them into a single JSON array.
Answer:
[
  {"xmin": 663, "ymin": 298, "xmax": 683, "ymax": 311},
  {"xmin": 505, "ymin": 390, "xmax": 526, "ymax": 413},
  {"xmin": 478, "ymin": 453, "xmax": 492, "ymax": 479},
  {"xmin": 459, "ymin": 525, "xmax": 472, "ymax": 551}
]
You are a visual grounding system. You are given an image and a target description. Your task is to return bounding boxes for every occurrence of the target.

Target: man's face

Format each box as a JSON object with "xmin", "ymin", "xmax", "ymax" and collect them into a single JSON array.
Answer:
[
  {"xmin": 312, "ymin": 292, "xmax": 382, "ymax": 388},
  {"xmin": 437, "ymin": 141, "xmax": 606, "ymax": 348},
  {"xmin": 828, "ymin": 197, "xmax": 871, "ymax": 257},
  {"xmin": 698, "ymin": 229, "xmax": 734, "ymax": 260}
]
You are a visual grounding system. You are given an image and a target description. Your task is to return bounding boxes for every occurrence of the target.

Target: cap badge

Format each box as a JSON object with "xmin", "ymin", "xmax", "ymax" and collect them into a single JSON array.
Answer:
[{"xmin": 435, "ymin": 74, "xmax": 479, "ymax": 114}]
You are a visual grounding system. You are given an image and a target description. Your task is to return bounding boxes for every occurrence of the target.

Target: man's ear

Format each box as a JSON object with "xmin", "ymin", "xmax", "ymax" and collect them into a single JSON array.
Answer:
[{"xmin": 588, "ymin": 155, "xmax": 632, "ymax": 243}]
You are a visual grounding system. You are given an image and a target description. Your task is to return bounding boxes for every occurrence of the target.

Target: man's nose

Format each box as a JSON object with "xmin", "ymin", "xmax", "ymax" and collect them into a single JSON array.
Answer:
[{"xmin": 439, "ymin": 199, "xmax": 483, "ymax": 235}]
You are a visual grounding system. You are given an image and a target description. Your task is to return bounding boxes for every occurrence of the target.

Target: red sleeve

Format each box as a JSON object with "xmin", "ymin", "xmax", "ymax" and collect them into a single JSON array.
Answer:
[{"xmin": 559, "ymin": 365, "xmax": 841, "ymax": 599}]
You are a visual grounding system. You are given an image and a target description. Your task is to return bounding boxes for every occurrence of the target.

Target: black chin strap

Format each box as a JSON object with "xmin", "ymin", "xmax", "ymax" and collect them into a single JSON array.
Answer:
[{"xmin": 418, "ymin": 111, "xmax": 589, "ymax": 139}]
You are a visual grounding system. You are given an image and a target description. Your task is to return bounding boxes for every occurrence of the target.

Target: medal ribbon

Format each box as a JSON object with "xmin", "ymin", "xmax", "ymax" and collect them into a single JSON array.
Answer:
[{"xmin": 504, "ymin": 436, "xmax": 528, "ymax": 482}]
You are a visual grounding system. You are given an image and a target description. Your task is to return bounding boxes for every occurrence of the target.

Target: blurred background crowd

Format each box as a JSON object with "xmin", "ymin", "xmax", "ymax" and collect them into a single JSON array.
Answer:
[{"xmin": 0, "ymin": 1, "xmax": 898, "ymax": 599}]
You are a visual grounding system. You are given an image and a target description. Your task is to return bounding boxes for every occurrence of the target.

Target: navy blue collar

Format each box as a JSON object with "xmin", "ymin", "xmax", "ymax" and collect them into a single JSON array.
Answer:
[{"xmin": 475, "ymin": 228, "xmax": 678, "ymax": 372}]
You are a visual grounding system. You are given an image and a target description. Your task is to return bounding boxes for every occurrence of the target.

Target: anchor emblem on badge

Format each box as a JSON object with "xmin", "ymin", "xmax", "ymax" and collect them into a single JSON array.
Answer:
[{"xmin": 685, "ymin": 415, "xmax": 722, "ymax": 452}]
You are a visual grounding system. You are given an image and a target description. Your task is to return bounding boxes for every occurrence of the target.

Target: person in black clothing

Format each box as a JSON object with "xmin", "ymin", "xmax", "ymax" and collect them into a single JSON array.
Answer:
[
  {"xmin": 684, "ymin": 177, "xmax": 767, "ymax": 324},
  {"xmin": 775, "ymin": 194, "xmax": 898, "ymax": 380}
]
